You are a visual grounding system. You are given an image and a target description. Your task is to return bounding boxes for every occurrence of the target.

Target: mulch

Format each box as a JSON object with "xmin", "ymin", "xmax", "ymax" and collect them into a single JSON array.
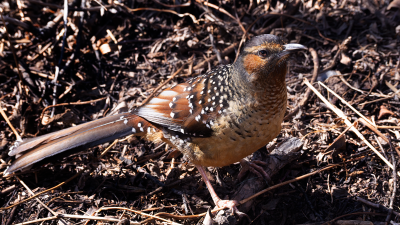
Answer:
[{"xmin": 1, "ymin": 0, "xmax": 400, "ymax": 224}]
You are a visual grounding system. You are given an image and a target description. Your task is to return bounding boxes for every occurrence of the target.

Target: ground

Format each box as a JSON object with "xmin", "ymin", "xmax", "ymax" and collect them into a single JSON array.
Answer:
[{"xmin": 0, "ymin": 0, "xmax": 400, "ymax": 224}]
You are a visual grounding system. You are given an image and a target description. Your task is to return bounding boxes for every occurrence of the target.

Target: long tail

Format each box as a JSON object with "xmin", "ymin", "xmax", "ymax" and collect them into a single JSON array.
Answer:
[{"xmin": 4, "ymin": 112, "xmax": 154, "ymax": 175}]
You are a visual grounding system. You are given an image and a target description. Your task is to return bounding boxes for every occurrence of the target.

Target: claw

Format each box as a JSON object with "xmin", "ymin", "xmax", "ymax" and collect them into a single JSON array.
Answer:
[
  {"xmin": 196, "ymin": 165, "xmax": 250, "ymax": 219},
  {"xmin": 214, "ymin": 199, "xmax": 250, "ymax": 220},
  {"xmin": 239, "ymin": 159, "xmax": 271, "ymax": 183}
]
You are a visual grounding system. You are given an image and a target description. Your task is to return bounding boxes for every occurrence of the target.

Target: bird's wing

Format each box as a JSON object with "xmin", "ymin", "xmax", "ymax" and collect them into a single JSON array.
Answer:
[{"xmin": 135, "ymin": 65, "xmax": 232, "ymax": 137}]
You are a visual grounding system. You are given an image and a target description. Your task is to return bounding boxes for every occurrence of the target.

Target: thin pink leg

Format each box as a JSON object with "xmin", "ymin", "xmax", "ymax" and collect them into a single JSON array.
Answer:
[{"xmin": 196, "ymin": 165, "xmax": 238, "ymax": 210}]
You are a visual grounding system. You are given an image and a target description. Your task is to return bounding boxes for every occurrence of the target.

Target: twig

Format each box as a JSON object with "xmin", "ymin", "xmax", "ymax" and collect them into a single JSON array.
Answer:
[
  {"xmin": 387, "ymin": 136, "xmax": 397, "ymax": 222},
  {"xmin": 195, "ymin": 0, "xmax": 246, "ymax": 34},
  {"xmin": 239, "ymin": 164, "xmax": 340, "ymax": 205},
  {"xmin": 153, "ymin": 0, "xmax": 191, "ymax": 8},
  {"xmin": 51, "ymin": 0, "xmax": 68, "ymax": 118},
  {"xmin": 356, "ymin": 197, "xmax": 400, "ymax": 217},
  {"xmin": 39, "ymin": 97, "xmax": 107, "ymax": 121},
  {"xmin": 338, "ymin": 75, "xmax": 365, "ymax": 94},
  {"xmin": 140, "ymin": 64, "xmax": 186, "ymax": 106},
  {"xmin": 114, "ymin": 2, "xmax": 199, "ymax": 24},
  {"xmin": 303, "ymin": 78, "xmax": 398, "ymax": 174},
  {"xmin": 26, "ymin": 0, "xmax": 112, "ymax": 11},
  {"xmin": 209, "ymin": 33, "xmax": 222, "ymax": 63},
  {"xmin": 0, "ymin": 170, "xmax": 84, "ymax": 210},
  {"xmin": 89, "ymin": 205, "xmax": 225, "ymax": 224},
  {"xmin": 321, "ymin": 212, "xmax": 388, "ymax": 225},
  {"xmin": 374, "ymin": 135, "xmax": 388, "ymax": 160},
  {"xmin": 13, "ymin": 214, "xmax": 132, "ymax": 225},
  {"xmin": 318, "ymin": 81, "xmax": 374, "ymax": 126},
  {"xmin": 0, "ymin": 102, "xmax": 22, "ymax": 141},
  {"xmin": 15, "ymin": 176, "xmax": 68, "ymax": 225},
  {"xmin": 94, "ymin": 207, "xmax": 183, "ymax": 225}
]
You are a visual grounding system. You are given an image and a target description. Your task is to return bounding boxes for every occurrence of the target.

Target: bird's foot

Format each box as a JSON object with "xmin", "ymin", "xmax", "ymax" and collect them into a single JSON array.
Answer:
[
  {"xmin": 215, "ymin": 199, "xmax": 238, "ymax": 210},
  {"xmin": 214, "ymin": 199, "xmax": 248, "ymax": 219},
  {"xmin": 195, "ymin": 165, "xmax": 249, "ymax": 220},
  {"xmin": 238, "ymin": 159, "xmax": 271, "ymax": 183}
]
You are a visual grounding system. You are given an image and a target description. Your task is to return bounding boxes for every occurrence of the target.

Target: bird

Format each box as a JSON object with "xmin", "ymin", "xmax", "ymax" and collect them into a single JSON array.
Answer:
[{"xmin": 4, "ymin": 34, "xmax": 306, "ymax": 213}]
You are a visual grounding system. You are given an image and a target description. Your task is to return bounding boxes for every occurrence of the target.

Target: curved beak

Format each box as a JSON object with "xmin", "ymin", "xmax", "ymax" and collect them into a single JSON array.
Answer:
[
  {"xmin": 278, "ymin": 43, "xmax": 307, "ymax": 58},
  {"xmin": 284, "ymin": 43, "xmax": 307, "ymax": 51}
]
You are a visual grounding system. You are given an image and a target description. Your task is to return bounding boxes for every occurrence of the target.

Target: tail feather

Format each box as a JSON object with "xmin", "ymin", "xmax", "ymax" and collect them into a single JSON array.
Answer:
[{"xmin": 5, "ymin": 112, "xmax": 153, "ymax": 175}]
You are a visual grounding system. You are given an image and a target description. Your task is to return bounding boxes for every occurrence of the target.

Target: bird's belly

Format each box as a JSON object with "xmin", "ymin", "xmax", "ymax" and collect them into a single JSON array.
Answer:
[{"xmin": 188, "ymin": 111, "xmax": 284, "ymax": 167}]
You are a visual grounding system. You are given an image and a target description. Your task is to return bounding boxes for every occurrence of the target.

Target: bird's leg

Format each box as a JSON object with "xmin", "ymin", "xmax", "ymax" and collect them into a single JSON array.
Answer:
[
  {"xmin": 238, "ymin": 159, "xmax": 271, "ymax": 182},
  {"xmin": 195, "ymin": 165, "xmax": 239, "ymax": 211}
]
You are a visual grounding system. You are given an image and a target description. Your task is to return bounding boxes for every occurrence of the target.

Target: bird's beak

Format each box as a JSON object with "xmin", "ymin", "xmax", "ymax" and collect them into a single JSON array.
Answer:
[
  {"xmin": 278, "ymin": 43, "xmax": 307, "ymax": 58},
  {"xmin": 284, "ymin": 43, "xmax": 307, "ymax": 51}
]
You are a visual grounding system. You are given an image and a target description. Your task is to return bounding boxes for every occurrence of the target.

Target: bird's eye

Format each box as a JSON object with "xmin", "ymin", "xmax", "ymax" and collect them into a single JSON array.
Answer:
[{"xmin": 258, "ymin": 50, "xmax": 269, "ymax": 57}]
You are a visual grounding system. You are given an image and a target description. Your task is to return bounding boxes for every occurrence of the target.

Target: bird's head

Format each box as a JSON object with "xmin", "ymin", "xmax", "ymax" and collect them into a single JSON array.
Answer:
[{"xmin": 235, "ymin": 34, "xmax": 306, "ymax": 90}]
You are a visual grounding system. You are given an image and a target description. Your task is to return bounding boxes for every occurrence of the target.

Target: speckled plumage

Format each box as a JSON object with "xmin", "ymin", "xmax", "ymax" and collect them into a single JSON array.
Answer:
[{"xmin": 5, "ymin": 35, "xmax": 306, "ymax": 201}]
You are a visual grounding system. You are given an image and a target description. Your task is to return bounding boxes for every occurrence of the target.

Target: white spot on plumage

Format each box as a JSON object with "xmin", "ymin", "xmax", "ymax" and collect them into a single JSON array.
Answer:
[
  {"xmin": 140, "ymin": 127, "xmax": 144, "ymax": 132},
  {"xmin": 169, "ymin": 102, "xmax": 175, "ymax": 108},
  {"xmin": 181, "ymin": 129, "xmax": 185, "ymax": 134},
  {"xmin": 199, "ymin": 100, "xmax": 203, "ymax": 104},
  {"xmin": 195, "ymin": 115, "xmax": 201, "ymax": 121},
  {"xmin": 149, "ymin": 98, "xmax": 170, "ymax": 105},
  {"xmin": 138, "ymin": 122, "xmax": 142, "ymax": 127},
  {"xmin": 120, "ymin": 116, "xmax": 124, "ymax": 119},
  {"xmin": 147, "ymin": 127, "xmax": 151, "ymax": 133},
  {"xmin": 161, "ymin": 90, "xmax": 179, "ymax": 98},
  {"xmin": 170, "ymin": 112, "xmax": 176, "ymax": 118},
  {"xmin": 132, "ymin": 128, "xmax": 136, "ymax": 133}
]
